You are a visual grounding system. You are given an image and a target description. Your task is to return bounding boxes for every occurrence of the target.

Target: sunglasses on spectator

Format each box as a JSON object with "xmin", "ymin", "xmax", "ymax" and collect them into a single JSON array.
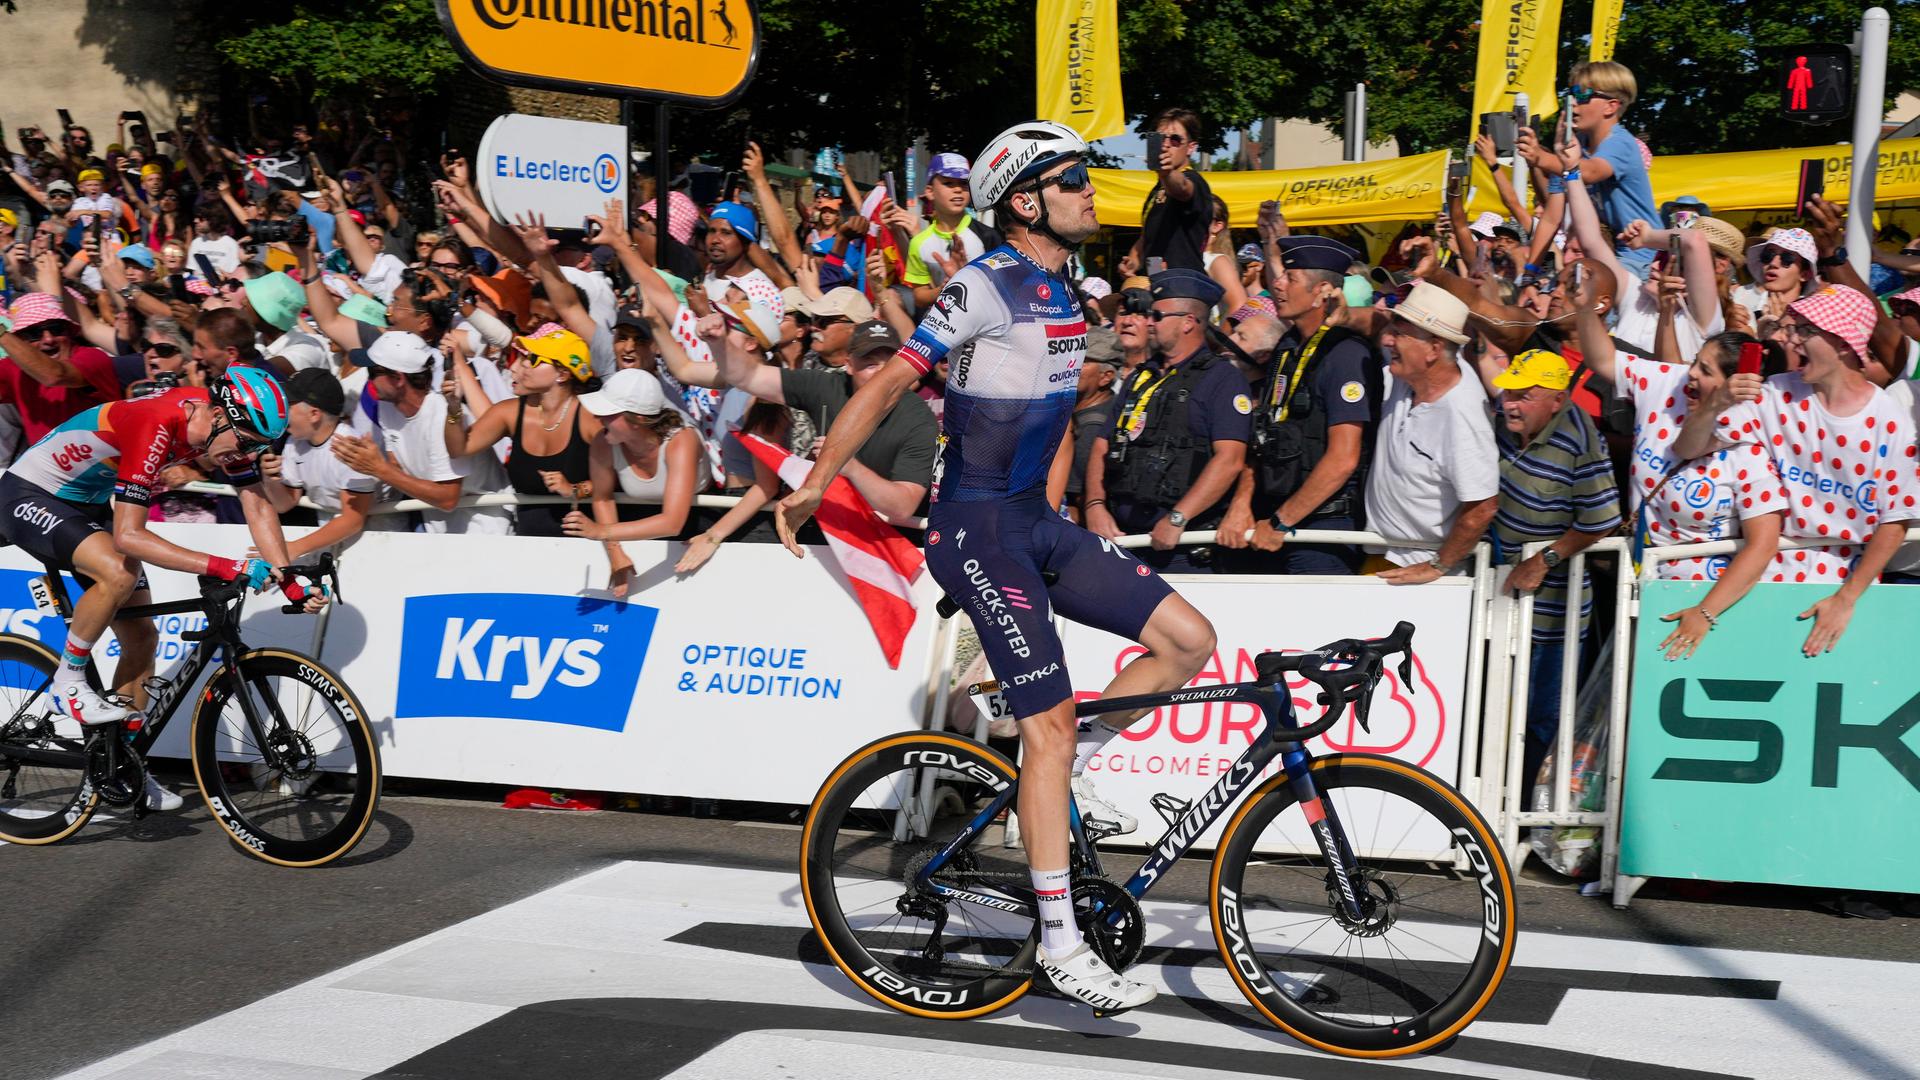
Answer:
[
  {"xmin": 31, "ymin": 323, "xmax": 75, "ymax": 338},
  {"xmin": 1891, "ymin": 300, "xmax": 1920, "ymax": 318},
  {"xmin": 1158, "ymin": 132, "xmax": 1190, "ymax": 146},
  {"xmin": 813, "ymin": 315, "xmax": 852, "ymax": 327},
  {"xmin": 1148, "ymin": 309, "xmax": 1194, "ymax": 322},
  {"xmin": 220, "ymin": 278, "xmax": 245, "ymax": 292},
  {"xmin": 1779, "ymin": 320, "xmax": 1824, "ymax": 343},
  {"xmin": 142, "ymin": 340, "xmax": 182, "ymax": 357},
  {"xmin": 429, "ymin": 259, "xmax": 464, "ymax": 272},
  {"xmin": 1759, "ymin": 248, "xmax": 1804, "ymax": 267},
  {"xmin": 1564, "ymin": 85, "xmax": 1619, "ymax": 103}
]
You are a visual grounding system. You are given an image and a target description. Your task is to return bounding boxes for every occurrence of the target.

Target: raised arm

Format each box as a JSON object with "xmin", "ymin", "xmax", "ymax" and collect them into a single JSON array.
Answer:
[
  {"xmin": 772, "ymin": 355, "xmax": 922, "ymax": 554},
  {"xmin": 294, "ymin": 237, "xmax": 367, "ymax": 351},
  {"xmin": 509, "ymin": 212, "xmax": 597, "ymax": 344},
  {"xmin": 744, "ymin": 141, "xmax": 804, "ymax": 275}
]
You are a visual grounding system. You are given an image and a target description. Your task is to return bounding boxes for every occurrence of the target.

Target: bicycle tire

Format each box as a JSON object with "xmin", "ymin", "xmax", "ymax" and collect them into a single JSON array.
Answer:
[
  {"xmin": 1209, "ymin": 754, "xmax": 1516, "ymax": 1057},
  {"xmin": 191, "ymin": 648, "xmax": 380, "ymax": 867},
  {"xmin": 801, "ymin": 731, "xmax": 1037, "ymax": 1020},
  {"xmin": 0, "ymin": 634, "xmax": 98, "ymax": 844}
]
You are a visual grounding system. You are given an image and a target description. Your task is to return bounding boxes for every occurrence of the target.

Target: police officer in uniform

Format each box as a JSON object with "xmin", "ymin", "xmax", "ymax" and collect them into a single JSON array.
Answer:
[
  {"xmin": 1219, "ymin": 236, "xmax": 1382, "ymax": 574},
  {"xmin": 1083, "ymin": 268, "xmax": 1252, "ymax": 574}
]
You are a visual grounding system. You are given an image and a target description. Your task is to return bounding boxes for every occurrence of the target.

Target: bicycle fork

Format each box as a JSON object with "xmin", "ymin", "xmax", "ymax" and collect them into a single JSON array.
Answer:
[{"xmin": 1280, "ymin": 746, "xmax": 1369, "ymax": 923}]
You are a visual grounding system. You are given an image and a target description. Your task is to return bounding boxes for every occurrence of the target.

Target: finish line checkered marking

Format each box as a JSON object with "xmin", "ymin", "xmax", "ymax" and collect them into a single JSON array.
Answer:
[{"xmin": 52, "ymin": 862, "xmax": 1920, "ymax": 1080}]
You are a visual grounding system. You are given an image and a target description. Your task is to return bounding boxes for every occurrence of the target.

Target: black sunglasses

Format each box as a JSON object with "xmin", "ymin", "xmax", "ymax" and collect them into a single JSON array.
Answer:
[
  {"xmin": 1148, "ymin": 309, "xmax": 1193, "ymax": 322},
  {"xmin": 142, "ymin": 340, "xmax": 181, "ymax": 356},
  {"xmin": 1032, "ymin": 161, "xmax": 1092, "ymax": 195}
]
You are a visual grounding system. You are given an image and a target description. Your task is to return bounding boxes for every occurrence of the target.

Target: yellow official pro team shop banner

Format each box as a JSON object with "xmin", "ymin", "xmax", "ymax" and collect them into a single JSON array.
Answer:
[
  {"xmin": 1471, "ymin": 0, "xmax": 1564, "ymax": 126},
  {"xmin": 1091, "ymin": 151, "xmax": 1451, "ymax": 230},
  {"xmin": 1035, "ymin": 0, "xmax": 1126, "ymax": 142},
  {"xmin": 436, "ymin": 0, "xmax": 760, "ymax": 106},
  {"xmin": 1652, "ymin": 139, "xmax": 1920, "ymax": 213},
  {"xmin": 1590, "ymin": 0, "xmax": 1624, "ymax": 62}
]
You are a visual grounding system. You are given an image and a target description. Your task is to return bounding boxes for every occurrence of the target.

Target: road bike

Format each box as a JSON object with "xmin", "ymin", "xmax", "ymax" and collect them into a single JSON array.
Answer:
[
  {"xmin": 0, "ymin": 555, "xmax": 380, "ymax": 867},
  {"xmin": 801, "ymin": 620, "xmax": 1516, "ymax": 1058}
]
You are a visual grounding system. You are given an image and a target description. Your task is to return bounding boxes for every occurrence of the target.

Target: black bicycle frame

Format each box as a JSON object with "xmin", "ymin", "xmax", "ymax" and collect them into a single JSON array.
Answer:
[
  {"xmin": 0, "ymin": 571, "xmax": 286, "ymax": 772},
  {"xmin": 915, "ymin": 678, "xmax": 1371, "ymax": 923}
]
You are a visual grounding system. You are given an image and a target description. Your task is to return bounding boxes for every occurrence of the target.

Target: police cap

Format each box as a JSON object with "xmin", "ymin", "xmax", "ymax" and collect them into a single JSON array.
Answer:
[
  {"xmin": 1148, "ymin": 267, "xmax": 1224, "ymax": 308},
  {"xmin": 1274, "ymin": 235, "xmax": 1362, "ymax": 275}
]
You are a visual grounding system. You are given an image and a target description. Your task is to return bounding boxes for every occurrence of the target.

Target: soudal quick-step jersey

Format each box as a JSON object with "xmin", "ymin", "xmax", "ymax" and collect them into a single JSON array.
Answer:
[{"xmin": 900, "ymin": 244, "xmax": 1086, "ymax": 502}]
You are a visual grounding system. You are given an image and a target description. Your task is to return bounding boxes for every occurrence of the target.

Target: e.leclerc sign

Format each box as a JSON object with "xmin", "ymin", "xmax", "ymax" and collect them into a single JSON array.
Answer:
[
  {"xmin": 476, "ymin": 114, "xmax": 626, "ymax": 229},
  {"xmin": 436, "ymin": 0, "xmax": 759, "ymax": 106}
]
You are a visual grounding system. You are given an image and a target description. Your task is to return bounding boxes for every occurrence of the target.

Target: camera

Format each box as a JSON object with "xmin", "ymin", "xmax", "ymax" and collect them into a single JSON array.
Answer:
[{"xmin": 247, "ymin": 217, "xmax": 311, "ymax": 245}]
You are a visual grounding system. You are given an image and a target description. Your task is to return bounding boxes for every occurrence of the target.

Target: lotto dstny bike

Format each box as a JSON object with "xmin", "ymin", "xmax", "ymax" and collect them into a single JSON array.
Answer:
[
  {"xmin": 801, "ymin": 620, "xmax": 1516, "ymax": 1058},
  {"xmin": 0, "ymin": 555, "xmax": 380, "ymax": 867}
]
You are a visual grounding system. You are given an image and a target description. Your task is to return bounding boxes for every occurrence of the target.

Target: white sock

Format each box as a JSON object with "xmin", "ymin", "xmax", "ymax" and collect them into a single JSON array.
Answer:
[
  {"xmin": 1071, "ymin": 717, "xmax": 1127, "ymax": 777},
  {"xmin": 1032, "ymin": 866, "xmax": 1079, "ymax": 957}
]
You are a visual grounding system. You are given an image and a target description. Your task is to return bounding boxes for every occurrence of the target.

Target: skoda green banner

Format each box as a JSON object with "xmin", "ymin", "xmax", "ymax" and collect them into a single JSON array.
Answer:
[{"xmin": 1623, "ymin": 581, "xmax": 1920, "ymax": 893}]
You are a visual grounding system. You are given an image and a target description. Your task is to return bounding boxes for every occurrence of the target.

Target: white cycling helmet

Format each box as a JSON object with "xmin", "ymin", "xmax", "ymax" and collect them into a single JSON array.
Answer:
[{"xmin": 971, "ymin": 120, "xmax": 1089, "ymax": 211}]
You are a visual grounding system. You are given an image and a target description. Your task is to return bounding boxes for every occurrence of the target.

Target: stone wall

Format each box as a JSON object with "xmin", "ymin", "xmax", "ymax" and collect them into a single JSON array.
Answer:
[{"xmin": 0, "ymin": 1, "xmax": 209, "ymax": 145}]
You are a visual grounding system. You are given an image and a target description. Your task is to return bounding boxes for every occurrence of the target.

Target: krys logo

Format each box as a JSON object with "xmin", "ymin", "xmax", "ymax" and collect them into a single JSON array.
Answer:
[{"xmin": 396, "ymin": 593, "xmax": 657, "ymax": 730}]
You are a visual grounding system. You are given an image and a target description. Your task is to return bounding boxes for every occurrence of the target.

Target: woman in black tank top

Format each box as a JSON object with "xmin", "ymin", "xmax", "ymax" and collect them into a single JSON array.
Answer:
[{"xmin": 444, "ymin": 327, "xmax": 603, "ymax": 536}]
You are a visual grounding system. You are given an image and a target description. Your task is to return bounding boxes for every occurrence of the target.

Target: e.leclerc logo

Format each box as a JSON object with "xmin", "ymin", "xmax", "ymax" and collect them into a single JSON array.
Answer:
[
  {"xmin": 395, "ymin": 593, "xmax": 656, "ymax": 730},
  {"xmin": 493, "ymin": 149, "xmax": 621, "ymax": 191}
]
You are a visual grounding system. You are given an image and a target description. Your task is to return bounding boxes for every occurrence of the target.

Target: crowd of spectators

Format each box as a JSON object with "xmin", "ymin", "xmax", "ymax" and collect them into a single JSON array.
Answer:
[{"xmin": 2, "ymin": 71, "xmax": 1917, "ymax": 747}]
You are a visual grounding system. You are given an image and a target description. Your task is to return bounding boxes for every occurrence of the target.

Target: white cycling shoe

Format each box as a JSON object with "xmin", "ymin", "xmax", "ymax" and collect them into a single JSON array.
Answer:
[
  {"xmin": 1038, "ymin": 943, "xmax": 1157, "ymax": 1014},
  {"xmin": 1071, "ymin": 773, "xmax": 1137, "ymax": 838},
  {"xmin": 143, "ymin": 774, "xmax": 184, "ymax": 812},
  {"xmin": 56, "ymin": 682, "xmax": 133, "ymax": 727}
]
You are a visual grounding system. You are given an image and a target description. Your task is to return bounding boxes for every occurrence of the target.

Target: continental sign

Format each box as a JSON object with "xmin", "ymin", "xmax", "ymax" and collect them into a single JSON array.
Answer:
[{"xmin": 436, "ymin": 0, "xmax": 759, "ymax": 105}]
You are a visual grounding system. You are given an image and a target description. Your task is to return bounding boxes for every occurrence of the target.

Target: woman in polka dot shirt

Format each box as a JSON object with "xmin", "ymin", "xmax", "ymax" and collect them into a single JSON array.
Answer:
[{"xmin": 1675, "ymin": 284, "xmax": 1920, "ymax": 655}]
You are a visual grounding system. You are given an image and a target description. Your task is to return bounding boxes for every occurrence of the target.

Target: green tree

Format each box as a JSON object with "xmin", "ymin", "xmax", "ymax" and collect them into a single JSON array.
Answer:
[
  {"xmin": 1611, "ymin": 0, "xmax": 1920, "ymax": 155},
  {"xmin": 215, "ymin": 0, "xmax": 460, "ymax": 103}
]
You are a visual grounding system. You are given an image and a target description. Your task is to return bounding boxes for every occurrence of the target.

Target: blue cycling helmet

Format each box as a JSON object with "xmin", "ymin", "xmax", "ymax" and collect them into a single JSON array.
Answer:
[{"xmin": 214, "ymin": 364, "xmax": 291, "ymax": 441}]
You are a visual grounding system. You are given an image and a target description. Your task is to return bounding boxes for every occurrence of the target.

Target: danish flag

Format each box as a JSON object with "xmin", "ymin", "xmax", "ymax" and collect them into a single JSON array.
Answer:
[{"xmin": 739, "ymin": 435, "xmax": 924, "ymax": 668}]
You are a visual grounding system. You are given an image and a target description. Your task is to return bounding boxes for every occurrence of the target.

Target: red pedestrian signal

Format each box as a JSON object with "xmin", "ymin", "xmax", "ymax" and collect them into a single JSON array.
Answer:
[{"xmin": 1770, "ymin": 44, "xmax": 1852, "ymax": 125}]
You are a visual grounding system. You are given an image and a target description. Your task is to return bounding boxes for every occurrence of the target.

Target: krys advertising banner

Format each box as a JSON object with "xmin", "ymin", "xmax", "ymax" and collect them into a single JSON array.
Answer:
[
  {"xmin": 1623, "ymin": 581, "xmax": 1920, "ymax": 894},
  {"xmin": 437, "ymin": 0, "xmax": 760, "ymax": 106},
  {"xmin": 1092, "ymin": 150, "xmax": 1450, "ymax": 230},
  {"xmin": 1056, "ymin": 575, "xmax": 1473, "ymax": 854}
]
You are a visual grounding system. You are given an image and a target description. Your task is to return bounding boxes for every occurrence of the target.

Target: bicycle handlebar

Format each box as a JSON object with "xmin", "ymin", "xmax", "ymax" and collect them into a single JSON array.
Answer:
[
  {"xmin": 1255, "ymin": 621, "xmax": 1416, "ymax": 738},
  {"xmin": 193, "ymin": 553, "xmax": 340, "ymax": 615}
]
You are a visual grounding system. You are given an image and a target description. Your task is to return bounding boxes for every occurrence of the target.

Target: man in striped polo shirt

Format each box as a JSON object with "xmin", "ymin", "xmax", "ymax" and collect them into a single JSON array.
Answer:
[{"xmin": 1489, "ymin": 349, "xmax": 1622, "ymax": 790}]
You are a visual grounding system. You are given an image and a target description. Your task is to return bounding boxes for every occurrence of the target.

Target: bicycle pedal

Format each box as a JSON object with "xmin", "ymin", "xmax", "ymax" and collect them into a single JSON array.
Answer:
[
  {"xmin": 1149, "ymin": 793, "xmax": 1189, "ymax": 828},
  {"xmin": 1082, "ymin": 819, "xmax": 1123, "ymax": 843}
]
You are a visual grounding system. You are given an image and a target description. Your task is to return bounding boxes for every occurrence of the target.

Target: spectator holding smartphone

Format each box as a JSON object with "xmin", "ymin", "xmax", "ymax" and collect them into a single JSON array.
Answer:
[
  {"xmin": 1123, "ymin": 107, "xmax": 1211, "ymax": 274},
  {"xmin": 1675, "ymin": 284, "xmax": 1920, "ymax": 653},
  {"xmin": 1520, "ymin": 61, "xmax": 1657, "ymax": 276}
]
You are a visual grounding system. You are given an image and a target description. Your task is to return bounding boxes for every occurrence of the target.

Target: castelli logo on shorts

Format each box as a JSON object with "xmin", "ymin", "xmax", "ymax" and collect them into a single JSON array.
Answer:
[
  {"xmin": 1136, "ymin": 564, "xmax": 1150, "ymax": 576},
  {"xmin": 927, "ymin": 531, "xmax": 941, "ymax": 545}
]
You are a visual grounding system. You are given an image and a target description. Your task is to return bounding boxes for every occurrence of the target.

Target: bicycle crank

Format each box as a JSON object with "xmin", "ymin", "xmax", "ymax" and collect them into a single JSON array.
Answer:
[
  {"xmin": 85, "ymin": 735, "xmax": 148, "ymax": 813},
  {"xmin": 1073, "ymin": 877, "xmax": 1145, "ymax": 971}
]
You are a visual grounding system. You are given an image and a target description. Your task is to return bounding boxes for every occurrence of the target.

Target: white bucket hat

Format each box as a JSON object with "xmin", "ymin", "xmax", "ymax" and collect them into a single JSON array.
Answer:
[{"xmin": 1388, "ymin": 282, "xmax": 1471, "ymax": 345}]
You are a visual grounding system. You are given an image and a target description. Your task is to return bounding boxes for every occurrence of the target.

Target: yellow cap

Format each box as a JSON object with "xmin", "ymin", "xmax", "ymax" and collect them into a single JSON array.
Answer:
[
  {"xmin": 516, "ymin": 327, "xmax": 593, "ymax": 383},
  {"xmin": 1491, "ymin": 349, "xmax": 1573, "ymax": 391},
  {"xmin": 140, "ymin": 162, "xmax": 164, "ymax": 178},
  {"xmin": 77, "ymin": 168, "xmax": 104, "ymax": 183},
  {"xmin": 0, "ymin": 208, "xmax": 16, "ymax": 229}
]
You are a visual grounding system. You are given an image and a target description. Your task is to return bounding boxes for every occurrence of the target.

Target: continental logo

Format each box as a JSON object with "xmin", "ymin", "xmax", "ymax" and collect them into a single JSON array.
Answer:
[{"xmin": 440, "ymin": 0, "xmax": 759, "ymax": 104}]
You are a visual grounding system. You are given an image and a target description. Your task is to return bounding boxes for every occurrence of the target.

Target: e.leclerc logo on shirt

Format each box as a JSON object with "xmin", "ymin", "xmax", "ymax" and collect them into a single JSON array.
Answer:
[{"xmin": 395, "ymin": 593, "xmax": 657, "ymax": 730}]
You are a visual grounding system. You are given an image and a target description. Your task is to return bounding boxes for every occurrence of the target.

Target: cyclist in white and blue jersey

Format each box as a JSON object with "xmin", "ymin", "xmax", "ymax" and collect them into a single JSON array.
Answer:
[{"xmin": 775, "ymin": 121, "xmax": 1218, "ymax": 1014}]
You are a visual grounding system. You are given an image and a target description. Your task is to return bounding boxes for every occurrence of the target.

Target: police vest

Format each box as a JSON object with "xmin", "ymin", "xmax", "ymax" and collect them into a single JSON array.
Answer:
[
  {"xmin": 1250, "ymin": 324, "xmax": 1378, "ymax": 518},
  {"xmin": 1105, "ymin": 349, "xmax": 1223, "ymax": 513}
]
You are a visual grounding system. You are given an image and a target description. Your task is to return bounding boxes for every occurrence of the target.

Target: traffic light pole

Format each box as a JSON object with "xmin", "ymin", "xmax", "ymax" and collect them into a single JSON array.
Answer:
[{"xmin": 1846, "ymin": 7, "xmax": 1890, "ymax": 278}]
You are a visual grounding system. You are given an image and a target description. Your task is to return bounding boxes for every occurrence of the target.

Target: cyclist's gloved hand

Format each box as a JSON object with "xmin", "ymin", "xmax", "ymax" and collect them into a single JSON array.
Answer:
[
  {"xmin": 207, "ymin": 556, "xmax": 275, "ymax": 592},
  {"xmin": 279, "ymin": 571, "xmax": 330, "ymax": 606}
]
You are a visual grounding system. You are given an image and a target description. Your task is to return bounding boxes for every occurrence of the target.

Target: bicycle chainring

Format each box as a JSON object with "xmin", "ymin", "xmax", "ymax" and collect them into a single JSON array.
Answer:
[
  {"xmin": 1073, "ymin": 877, "xmax": 1145, "ymax": 971},
  {"xmin": 86, "ymin": 736, "xmax": 146, "ymax": 809}
]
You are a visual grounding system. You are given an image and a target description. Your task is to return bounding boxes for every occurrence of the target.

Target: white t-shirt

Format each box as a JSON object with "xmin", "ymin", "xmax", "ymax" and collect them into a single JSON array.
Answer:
[
  {"xmin": 1616, "ymin": 354, "xmax": 1788, "ymax": 581},
  {"xmin": 280, "ymin": 429, "xmax": 379, "ymax": 517},
  {"xmin": 1363, "ymin": 371, "xmax": 1500, "ymax": 566},
  {"xmin": 1717, "ymin": 371, "xmax": 1920, "ymax": 582},
  {"xmin": 188, "ymin": 234, "xmax": 242, "ymax": 276},
  {"xmin": 265, "ymin": 328, "xmax": 330, "ymax": 371},
  {"xmin": 372, "ymin": 392, "xmax": 513, "ymax": 534},
  {"xmin": 70, "ymin": 193, "xmax": 119, "ymax": 224},
  {"xmin": 560, "ymin": 265, "xmax": 617, "ymax": 330},
  {"xmin": 1879, "ymin": 378, "xmax": 1920, "ymax": 576},
  {"xmin": 356, "ymin": 251, "xmax": 409, "ymax": 303},
  {"xmin": 1611, "ymin": 269, "xmax": 1723, "ymax": 360}
]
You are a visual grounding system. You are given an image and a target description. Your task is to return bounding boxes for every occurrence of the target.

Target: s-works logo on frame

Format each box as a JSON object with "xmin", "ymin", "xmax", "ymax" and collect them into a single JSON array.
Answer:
[{"xmin": 396, "ymin": 593, "xmax": 657, "ymax": 730}]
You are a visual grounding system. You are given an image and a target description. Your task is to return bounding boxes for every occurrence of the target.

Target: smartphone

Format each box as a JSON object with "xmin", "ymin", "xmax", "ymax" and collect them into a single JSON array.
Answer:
[
  {"xmin": 168, "ymin": 274, "xmax": 194, "ymax": 303},
  {"xmin": 1738, "ymin": 342, "xmax": 1765, "ymax": 377},
  {"xmin": 1479, "ymin": 113, "xmax": 1517, "ymax": 158},
  {"xmin": 1796, "ymin": 159, "xmax": 1825, "ymax": 217},
  {"xmin": 1144, "ymin": 131, "xmax": 1167, "ymax": 171},
  {"xmin": 1446, "ymin": 160, "xmax": 1469, "ymax": 199},
  {"xmin": 1668, "ymin": 233, "xmax": 1683, "ymax": 276},
  {"xmin": 883, "ymin": 170, "xmax": 897, "ymax": 202},
  {"xmin": 193, "ymin": 253, "xmax": 218, "ymax": 281},
  {"xmin": 582, "ymin": 216, "xmax": 602, "ymax": 240},
  {"xmin": 57, "ymin": 108, "xmax": 74, "ymax": 130}
]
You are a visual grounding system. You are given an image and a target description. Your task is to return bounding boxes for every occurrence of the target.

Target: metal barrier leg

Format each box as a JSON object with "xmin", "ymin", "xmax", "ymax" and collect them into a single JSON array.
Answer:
[
  {"xmin": 1599, "ymin": 553, "xmax": 1636, "ymax": 896},
  {"xmin": 1457, "ymin": 548, "xmax": 1493, "ymax": 814},
  {"xmin": 1553, "ymin": 554, "xmax": 1583, "ymax": 818},
  {"xmin": 1503, "ymin": 580, "xmax": 1537, "ymax": 871}
]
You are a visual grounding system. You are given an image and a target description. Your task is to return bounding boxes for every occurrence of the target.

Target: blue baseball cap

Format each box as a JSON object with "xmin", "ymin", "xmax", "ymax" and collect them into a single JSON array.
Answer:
[
  {"xmin": 928, "ymin": 153, "xmax": 970, "ymax": 180},
  {"xmin": 709, "ymin": 201, "xmax": 758, "ymax": 242},
  {"xmin": 118, "ymin": 243, "xmax": 157, "ymax": 269}
]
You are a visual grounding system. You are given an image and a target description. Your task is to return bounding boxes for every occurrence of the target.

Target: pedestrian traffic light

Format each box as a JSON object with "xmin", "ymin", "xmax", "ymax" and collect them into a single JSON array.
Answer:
[{"xmin": 1768, "ymin": 44, "xmax": 1852, "ymax": 125}]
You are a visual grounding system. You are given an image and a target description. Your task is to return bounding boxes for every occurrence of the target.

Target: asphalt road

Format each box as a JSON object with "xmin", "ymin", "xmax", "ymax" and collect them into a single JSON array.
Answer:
[{"xmin": 5, "ymin": 773, "xmax": 1916, "ymax": 1080}]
